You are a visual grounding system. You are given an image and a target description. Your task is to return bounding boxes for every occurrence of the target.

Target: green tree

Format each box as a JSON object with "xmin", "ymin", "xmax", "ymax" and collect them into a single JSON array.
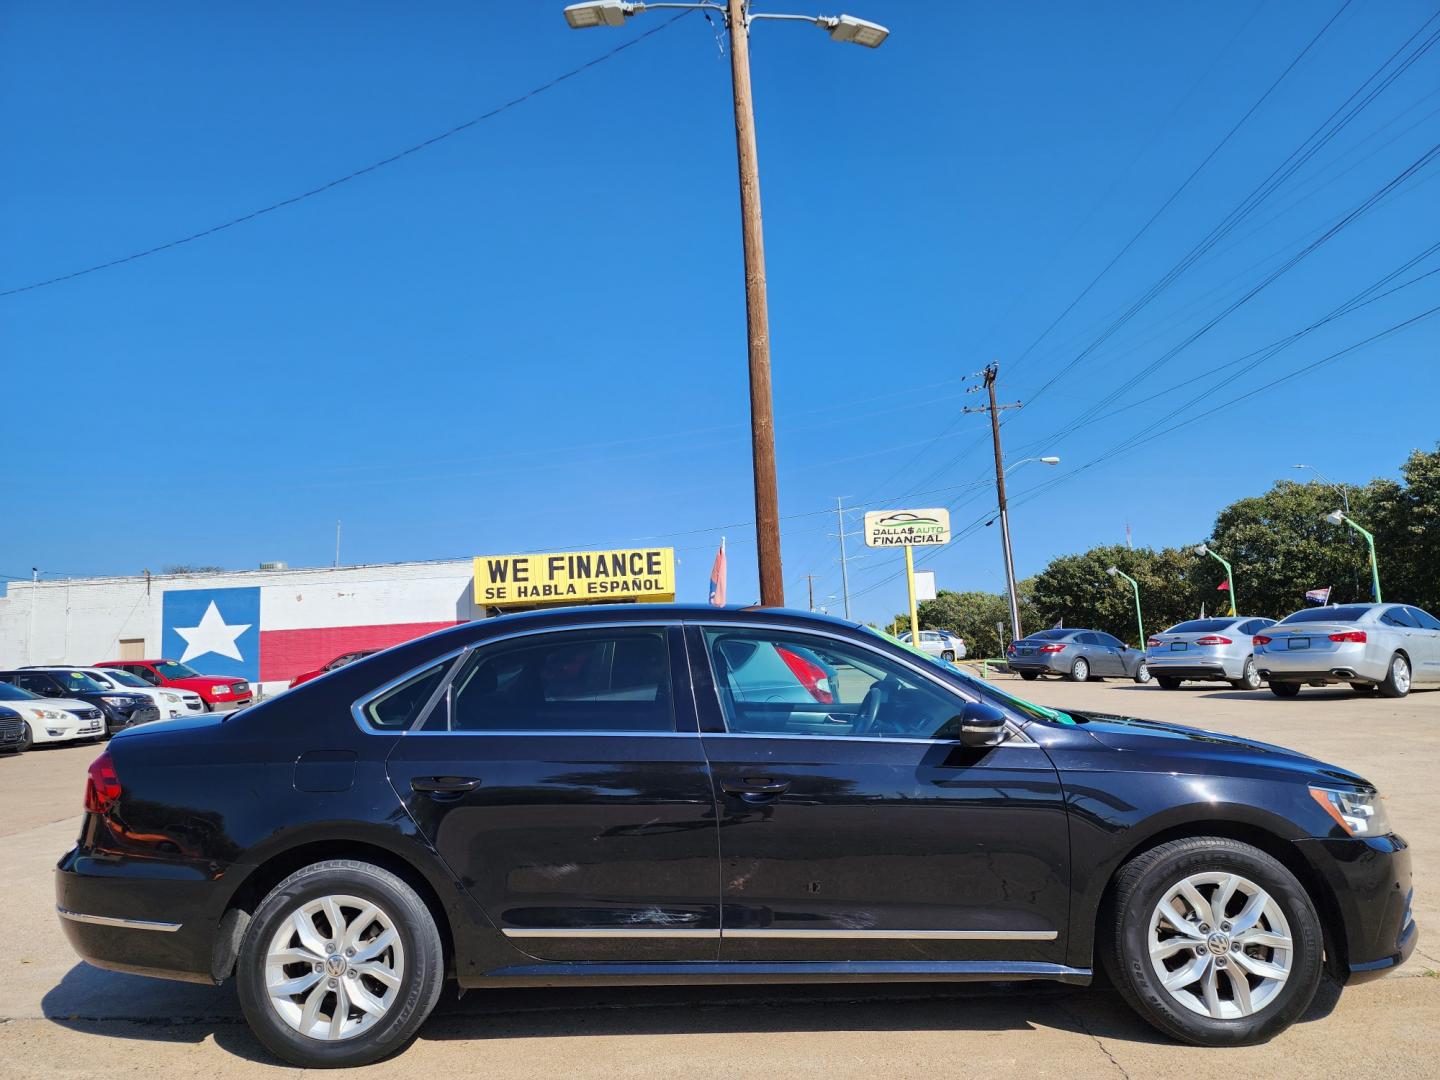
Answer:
[{"xmin": 1029, "ymin": 545, "xmax": 1208, "ymax": 646}]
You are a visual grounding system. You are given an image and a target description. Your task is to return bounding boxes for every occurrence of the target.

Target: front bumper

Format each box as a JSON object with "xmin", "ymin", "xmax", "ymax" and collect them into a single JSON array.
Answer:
[
  {"xmin": 204, "ymin": 697, "xmax": 252, "ymax": 713},
  {"xmin": 1295, "ymin": 833, "xmax": 1416, "ymax": 984},
  {"xmin": 55, "ymin": 847, "xmax": 223, "ymax": 984}
]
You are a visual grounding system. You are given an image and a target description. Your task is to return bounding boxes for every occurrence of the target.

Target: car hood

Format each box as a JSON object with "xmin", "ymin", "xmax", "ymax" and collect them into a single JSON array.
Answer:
[{"xmin": 1061, "ymin": 709, "xmax": 1369, "ymax": 787}]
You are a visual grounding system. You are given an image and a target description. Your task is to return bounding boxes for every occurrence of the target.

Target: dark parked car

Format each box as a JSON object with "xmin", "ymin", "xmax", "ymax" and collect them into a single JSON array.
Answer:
[
  {"xmin": 0, "ymin": 704, "xmax": 25, "ymax": 754},
  {"xmin": 0, "ymin": 668, "xmax": 157, "ymax": 734},
  {"xmin": 1006, "ymin": 628, "xmax": 1151, "ymax": 683},
  {"xmin": 56, "ymin": 605, "xmax": 1414, "ymax": 1067}
]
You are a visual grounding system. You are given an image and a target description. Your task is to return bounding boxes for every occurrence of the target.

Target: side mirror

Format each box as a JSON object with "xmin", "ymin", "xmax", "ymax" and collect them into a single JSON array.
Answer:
[{"xmin": 956, "ymin": 700, "xmax": 1007, "ymax": 748}]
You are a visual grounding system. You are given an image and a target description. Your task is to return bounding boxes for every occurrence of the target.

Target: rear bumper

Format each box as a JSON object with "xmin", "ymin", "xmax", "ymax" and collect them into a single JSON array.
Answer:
[
  {"xmin": 1256, "ymin": 646, "xmax": 1385, "ymax": 683},
  {"xmin": 55, "ymin": 847, "xmax": 223, "ymax": 984},
  {"xmin": 1006, "ymin": 656, "xmax": 1067, "ymax": 674},
  {"xmin": 1294, "ymin": 834, "xmax": 1416, "ymax": 984},
  {"xmin": 1143, "ymin": 660, "xmax": 1236, "ymax": 680}
]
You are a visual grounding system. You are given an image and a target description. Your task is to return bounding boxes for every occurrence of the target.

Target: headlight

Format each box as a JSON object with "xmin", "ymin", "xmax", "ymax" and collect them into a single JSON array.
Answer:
[
  {"xmin": 162, "ymin": 692, "xmax": 179, "ymax": 703},
  {"xmin": 36, "ymin": 709, "xmax": 65, "ymax": 721},
  {"xmin": 1309, "ymin": 786, "xmax": 1392, "ymax": 837},
  {"xmin": 102, "ymin": 695, "xmax": 132, "ymax": 706}
]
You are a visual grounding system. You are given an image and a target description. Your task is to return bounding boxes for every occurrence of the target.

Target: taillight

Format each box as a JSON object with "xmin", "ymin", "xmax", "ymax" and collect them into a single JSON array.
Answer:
[
  {"xmin": 1253, "ymin": 635, "xmax": 1272, "ymax": 646},
  {"xmin": 1039, "ymin": 644, "xmax": 1066, "ymax": 653},
  {"xmin": 1329, "ymin": 630, "xmax": 1367, "ymax": 643},
  {"xmin": 1146, "ymin": 638, "xmax": 1160, "ymax": 648},
  {"xmin": 775, "ymin": 646, "xmax": 833, "ymax": 704},
  {"xmin": 1007, "ymin": 643, "xmax": 1016, "ymax": 654},
  {"xmin": 84, "ymin": 750, "xmax": 121, "ymax": 815},
  {"xmin": 1194, "ymin": 636, "xmax": 1233, "ymax": 645}
]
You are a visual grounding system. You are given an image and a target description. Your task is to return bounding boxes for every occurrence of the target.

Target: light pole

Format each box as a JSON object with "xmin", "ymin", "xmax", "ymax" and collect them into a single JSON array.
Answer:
[
  {"xmin": 993, "ymin": 454, "xmax": 1059, "ymax": 641},
  {"xmin": 1323, "ymin": 510, "xmax": 1381, "ymax": 603},
  {"xmin": 1193, "ymin": 542, "xmax": 1235, "ymax": 616},
  {"xmin": 1292, "ymin": 463, "xmax": 1349, "ymax": 513},
  {"xmin": 1106, "ymin": 566, "xmax": 1144, "ymax": 648},
  {"xmin": 564, "ymin": 2, "xmax": 888, "ymax": 607}
]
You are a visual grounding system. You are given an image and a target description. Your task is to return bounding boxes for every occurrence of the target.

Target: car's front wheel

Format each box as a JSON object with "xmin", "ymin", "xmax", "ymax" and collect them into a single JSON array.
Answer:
[
  {"xmin": 1103, "ymin": 837, "xmax": 1323, "ymax": 1046},
  {"xmin": 941, "ymin": 650, "xmax": 955, "ymax": 662},
  {"xmin": 237, "ymin": 860, "xmax": 444, "ymax": 1068},
  {"xmin": 1134, "ymin": 661, "xmax": 1152, "ymax": 684},
  {"xmin": 1378, "ymin": 653, "xmax": 1411, "ymax": 699},
  {"xmin": 15, "ymin": 722, "xmax": 32, "ymax": 753}
]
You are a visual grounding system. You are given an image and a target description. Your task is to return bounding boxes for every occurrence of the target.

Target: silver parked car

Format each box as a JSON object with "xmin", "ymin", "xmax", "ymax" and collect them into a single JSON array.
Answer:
[
  {"xmin": 1006, "ymin": 628, "xmax": 1151, "ymax": 683},
  {"xmin": 1254, "ymin": 603, "xmax": 1440, "ymax": 698},
  {"xmin": 897, "ymin": 629, "xmax": 967, "ymax": 662},
  {"xmin": 1146, "ymin": 616, "xmax": 1277, "ymax": 690}
]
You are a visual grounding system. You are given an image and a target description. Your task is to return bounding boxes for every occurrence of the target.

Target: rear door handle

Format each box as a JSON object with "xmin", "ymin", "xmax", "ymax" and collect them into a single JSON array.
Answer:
[
  {"xmin": 722, "ymin": 777, "xmax": 791, "ymax": 799},
  {"xmin": 410, "ymin": 775, "xmax": 482, "ymax": 794}
]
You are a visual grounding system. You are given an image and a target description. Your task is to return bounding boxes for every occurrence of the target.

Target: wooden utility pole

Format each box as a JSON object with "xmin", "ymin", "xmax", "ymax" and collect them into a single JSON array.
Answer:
[
  {"xmin": 727, "ymin": 0, "xmax": 784, "ymax": 608},
  {"xmin": 964, "ymin": 365, "xmax": 1024, "ymax": 640},
  {"xmin": 806, "ymin": 574, "xmax": 816, "ymax": 612}
]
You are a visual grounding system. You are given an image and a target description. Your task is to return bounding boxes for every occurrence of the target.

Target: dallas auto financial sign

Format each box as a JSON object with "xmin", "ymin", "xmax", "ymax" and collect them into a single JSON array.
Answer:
[{"xmin": 863, "ymin": 508, "xmax": 953, "ymax": 548}]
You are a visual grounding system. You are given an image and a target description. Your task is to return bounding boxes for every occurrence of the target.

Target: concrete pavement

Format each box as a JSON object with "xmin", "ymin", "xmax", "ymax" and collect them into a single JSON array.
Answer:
[{"xmin": 1, "ymin": 679, "xmax": 1435, "ymax": 1078}]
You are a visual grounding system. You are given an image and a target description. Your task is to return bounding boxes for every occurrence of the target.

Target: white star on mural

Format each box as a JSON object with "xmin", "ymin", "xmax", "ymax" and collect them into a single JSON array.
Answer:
[{"xmin": 174, "ymin": 601, "xmax": 251, "ymax": 663}]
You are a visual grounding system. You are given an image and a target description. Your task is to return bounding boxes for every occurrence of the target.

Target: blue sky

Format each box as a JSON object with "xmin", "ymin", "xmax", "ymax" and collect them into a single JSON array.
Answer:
[{"xmin": 3, "ymin": 1, "xmax": 1437, "ymax": 624}]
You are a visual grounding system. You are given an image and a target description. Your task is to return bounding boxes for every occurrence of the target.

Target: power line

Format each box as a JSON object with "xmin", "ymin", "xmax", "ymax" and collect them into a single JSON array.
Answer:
[{"xmin": 0, "ymin": 12, "xmax": 694, "ymax": 299}]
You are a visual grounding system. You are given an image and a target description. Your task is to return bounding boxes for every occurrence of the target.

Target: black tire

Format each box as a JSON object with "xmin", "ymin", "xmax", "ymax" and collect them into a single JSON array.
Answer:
[
  {"xmin": 16, "ymin": 722, "xmax": 32, "ymax": 753},
  {"xmin": 1377, "ymin": 653, "xmax": 1410, "ymax": 699},
  {"xmin": 1269, "ymin": 682, "xmax": 1301, "ymax": 698},
  {"xmin": 237, "ymin": 860, "xmax": 444, "ymax": 1068},
  {"xmin": 1133, "ymin": 661, "xmax": 1152, "ymax": 684},
  {"xmin": 1157, "ymin": 677, "xmax": 1182, "ymax": 691},
  {"xmin": 941, "ymin": 650, "xmax": 955, "ymax": 662},
  {"xmin": 1101, "ymin": 837, "xmax": 1323, "ymax": 1046},
  {"xmin": 1230, "ymin": 656, "xmax": 1262, "ymax": 691},
  {"xmin": 1067, "ymin": 657, "xmax": 1090, "ymax": 683},
  {"xmin": 1019, "ymin": 672, "xmax": 1039, "ymax": 681}
]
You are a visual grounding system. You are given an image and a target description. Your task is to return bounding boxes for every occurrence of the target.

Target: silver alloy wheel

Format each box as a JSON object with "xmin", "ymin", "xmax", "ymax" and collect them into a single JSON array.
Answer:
[
  {"xmin": 1136, "ymin": 662, "xmax": 1150, "ymax": 683},
  {"xmin": 1074, "ymin": 659, "xmax": 1089, "ymax": 681},
  {"xmin": 1242, "ymin": 657, "xmax": 1258, "ymax": 688},
  {"xmin": 264, "ymin": 893, "xmax": 405, "ymax": 1042},
  {"xmin": 1148, "ymin": 872, "xmax": 1293, "ymax": 1020},
  {"xmin": 1392, "ymin": 655, "xmax": 1410, "ymax": 694}
]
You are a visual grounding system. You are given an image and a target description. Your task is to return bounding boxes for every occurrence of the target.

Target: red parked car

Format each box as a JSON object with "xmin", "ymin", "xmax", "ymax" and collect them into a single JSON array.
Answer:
[
  {"xmin": 287, "ymin": 649, "xmax": 378, "ymax": 689},
  {"xmin": 95, "ymin": 659, "xmax": 253, "ymax": 713}
]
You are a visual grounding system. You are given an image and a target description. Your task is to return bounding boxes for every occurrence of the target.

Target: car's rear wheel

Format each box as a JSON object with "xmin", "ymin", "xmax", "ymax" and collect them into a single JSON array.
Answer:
[
  {"xmin": 1068, "ymin": 657, "xmax": 1090, "ymax": 682},
  {"xmin": 1134, "ymin": 661, "xmax": 1152, "ymax": 684},
  {"xmin": 1230, "ymin": 657, "xmax": 1262, "ymax": 691},
  {"xmin": 1102, "ymin": 837, "xmax": 1323, "ymax": 1046},
  {"xmin": 1019, "ymin": 672, "xmax": 1039, "ymax": 681},
  {"xmin": 1269, "ymin": 682, "xmax": 1301, "ymax": 698},
  {"xmin": 1377, "ymin": 653, "xmax": 1410, "ymax": 699},
  {"xmin": 1157, "ymin": 676, "xmax": 1182, "ymax": 690},
  {"xmin": 237, "ymin": 860, "xmax": 444, "ymax": 1068},
  {"xmin": 941, "ymin": 650, "xmax": 955, "ymax": 662}
]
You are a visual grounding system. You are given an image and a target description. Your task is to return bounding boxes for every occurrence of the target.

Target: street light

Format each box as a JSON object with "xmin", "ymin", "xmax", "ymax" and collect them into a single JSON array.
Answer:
[
  {"xmin": 562, "ymin": 2, "xmax": 889, "ymax": 608},
  {"xmin": 1106, "ymin": 566, "xmax": 1144, "ymax": 648},
  {"xmin": 1322, "ymin": 509, "xmax": 1382, "ymax": 602},
  {"xmin": 1193, "ymin": 542, "xmax": 1236, "ymax": 616},
  {"xmin": 1292, "ymin": 463, "xmax": 1350, "ymax": 513}
]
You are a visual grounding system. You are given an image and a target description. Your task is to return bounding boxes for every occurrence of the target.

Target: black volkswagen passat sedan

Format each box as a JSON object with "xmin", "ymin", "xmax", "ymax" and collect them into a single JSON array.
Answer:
[{"xmin": 55, "ymin": 606, "xmax": 1415, "ymax": 1067}]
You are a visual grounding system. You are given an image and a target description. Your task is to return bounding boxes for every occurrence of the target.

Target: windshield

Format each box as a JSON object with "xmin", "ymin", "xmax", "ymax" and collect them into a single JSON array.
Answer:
[
  {"xmin": 1279, "ymin": 605, "xmax": 1373, "ymax": 624},
  {"xmin": 155, "ymin": 660, "xmax": 201, "ymax": 679},
  {"xmin": 0, "ymin": 682, "xmax": 38, "ymax": 701},
  {"xmin": 98, "ymin": 669, "xmax": 149, "ymax": 688},
  {"xmin": 50, "ymin": 671, "xmax": 106, "ymax": 694}
]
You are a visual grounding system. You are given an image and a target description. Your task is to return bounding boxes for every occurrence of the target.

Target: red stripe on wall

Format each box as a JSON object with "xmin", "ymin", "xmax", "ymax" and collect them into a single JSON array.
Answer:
[{"xmin": 259, "ymin": 621, "xmax": 461, "ymax": 683}]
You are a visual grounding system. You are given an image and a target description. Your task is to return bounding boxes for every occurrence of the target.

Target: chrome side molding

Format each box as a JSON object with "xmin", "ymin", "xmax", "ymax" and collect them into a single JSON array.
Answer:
[{"xmin": 57, "ymin": 907, "xmax": 182, "ymax": 933}]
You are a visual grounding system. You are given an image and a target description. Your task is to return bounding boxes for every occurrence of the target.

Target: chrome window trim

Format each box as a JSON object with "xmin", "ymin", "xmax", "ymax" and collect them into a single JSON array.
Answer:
[
  {"xmin": 500, "ymin": 927, "xmax": 1054, "ymax": 941},
  {"xmin": 687, "ymin": 619, "xmax": 1035, "ymax": 746},
  {"xmin": 57, "ymin": 907, "xmax": 182, "ymax": 933},
  {"xmin": 351, "ymin": 621, "xmax": 682, "ymax": 737}
]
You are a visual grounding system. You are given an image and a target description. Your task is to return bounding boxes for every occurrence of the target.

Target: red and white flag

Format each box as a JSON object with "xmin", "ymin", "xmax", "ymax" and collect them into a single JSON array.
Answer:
[
  {"xmin": 708, "ymin": 538, "xmax": 727, "ymax": 607},
  {"xmin": 1305, "ymin": 586, "xmax": 1332, "ymax": 606},
  {"xmin": 1216, "ymin": 579, "xmax": 1230, "ymax": 592}
]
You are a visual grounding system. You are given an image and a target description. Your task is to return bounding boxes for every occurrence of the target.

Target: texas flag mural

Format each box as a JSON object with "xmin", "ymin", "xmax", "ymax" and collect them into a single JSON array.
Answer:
[{"xmin": 161, "ymin": 582, "xmax": 465, "ymax": 685}]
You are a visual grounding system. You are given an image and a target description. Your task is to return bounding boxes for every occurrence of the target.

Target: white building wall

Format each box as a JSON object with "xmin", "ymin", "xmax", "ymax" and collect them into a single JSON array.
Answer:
[{"xmin": 0, "ymin": 560, "xmax": 480, "ymax": 697}]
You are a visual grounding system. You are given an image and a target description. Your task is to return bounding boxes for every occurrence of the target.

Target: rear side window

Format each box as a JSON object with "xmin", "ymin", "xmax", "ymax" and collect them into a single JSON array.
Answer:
[
  {"xmin": 363, "ymin": 662, "xmax": 450, "ymax": 730},
  {"xmin": 446, "ymin": 629, "xmax": 675, "ymax": 733}
]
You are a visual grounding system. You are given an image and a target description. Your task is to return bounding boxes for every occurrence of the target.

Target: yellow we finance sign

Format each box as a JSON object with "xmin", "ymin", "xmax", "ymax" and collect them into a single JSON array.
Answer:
[{"xmin": 473, "ymin": 548, "xmax": 676, "ymax": 606}]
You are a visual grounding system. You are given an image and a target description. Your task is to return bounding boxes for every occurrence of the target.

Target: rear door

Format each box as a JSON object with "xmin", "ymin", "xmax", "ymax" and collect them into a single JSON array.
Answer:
[
  {"xmin": 383, "ymin": 624, "xmax": 721, "ymax": 962},
  {"xmin": 693, "ymin": 623, "xmax": 1070, "ymax": 965}
]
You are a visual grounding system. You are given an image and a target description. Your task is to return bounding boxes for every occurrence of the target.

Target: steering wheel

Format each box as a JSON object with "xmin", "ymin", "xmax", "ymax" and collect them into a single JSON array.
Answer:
[{"xmin": 851, "ymin": 677, "xmax": 897, "ymax": 737}]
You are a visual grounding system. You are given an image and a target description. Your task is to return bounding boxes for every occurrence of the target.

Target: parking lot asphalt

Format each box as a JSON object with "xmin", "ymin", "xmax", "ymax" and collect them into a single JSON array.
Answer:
[{"xmin": 1, "ymin": 677, "xmax": 1436, "ymax": 1079}]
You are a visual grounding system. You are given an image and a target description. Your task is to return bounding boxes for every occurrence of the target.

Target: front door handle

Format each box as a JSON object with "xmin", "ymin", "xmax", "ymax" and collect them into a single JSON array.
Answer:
[
  {"xmin": 722, "ymin": 777, "xmax": 791, "ymax": 800},
  {"xmin": 410, "ymin": 775, "xmax": 482, "ymax": 794}
]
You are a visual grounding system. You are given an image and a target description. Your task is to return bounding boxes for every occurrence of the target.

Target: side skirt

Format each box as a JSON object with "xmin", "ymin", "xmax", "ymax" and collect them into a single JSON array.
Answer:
[{"xmin": 464, "ymin": 960, "xmax": 1092, "ymax": 989}]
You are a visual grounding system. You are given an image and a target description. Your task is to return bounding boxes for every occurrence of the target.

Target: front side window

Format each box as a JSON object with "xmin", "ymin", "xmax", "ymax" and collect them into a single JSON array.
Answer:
[
  {"xmin": 1380, "ymin": 607, "xmax": 1420, "ymax": 629},
  {"xmin": 1096, "ymin": 633, "xmax": 1126, "ymax": 649},
  {"xmin": 703, "ymin": 627, "xmax": 976, "ymax": 740},
  {"xmin": 445, "ymin": 628, "xmax": 675, "ymax": 733},
  {"xmin": 54, "ymin": 671, "xmax": 106, "ymax": 694},
  {"xmin": 1407, "ymin": 607, "xmax": 1440, "ymax": 631}
]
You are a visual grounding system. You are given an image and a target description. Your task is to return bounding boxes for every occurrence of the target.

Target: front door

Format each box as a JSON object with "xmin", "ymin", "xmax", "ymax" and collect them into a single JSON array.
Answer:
[
  {"xmin": 384, "ymin": 624, "xmax": 720, "ymax": 962},
  {"xmin": 690, "ymin": 624, "xmax": 1070, "ymax": 965}
]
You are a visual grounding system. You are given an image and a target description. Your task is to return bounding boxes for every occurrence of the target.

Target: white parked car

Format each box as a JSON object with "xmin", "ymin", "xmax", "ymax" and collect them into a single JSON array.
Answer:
[
  {"xmin": 0, "ymin": 680, "xmax": 105, "ymax": 750},
  {"xmin": 77, "ymin": 666, "xmax": 206, "ymax": 719},
  {"xmin": 897, "ymin": 629, "xmax": 968, "ymax": 662}
]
